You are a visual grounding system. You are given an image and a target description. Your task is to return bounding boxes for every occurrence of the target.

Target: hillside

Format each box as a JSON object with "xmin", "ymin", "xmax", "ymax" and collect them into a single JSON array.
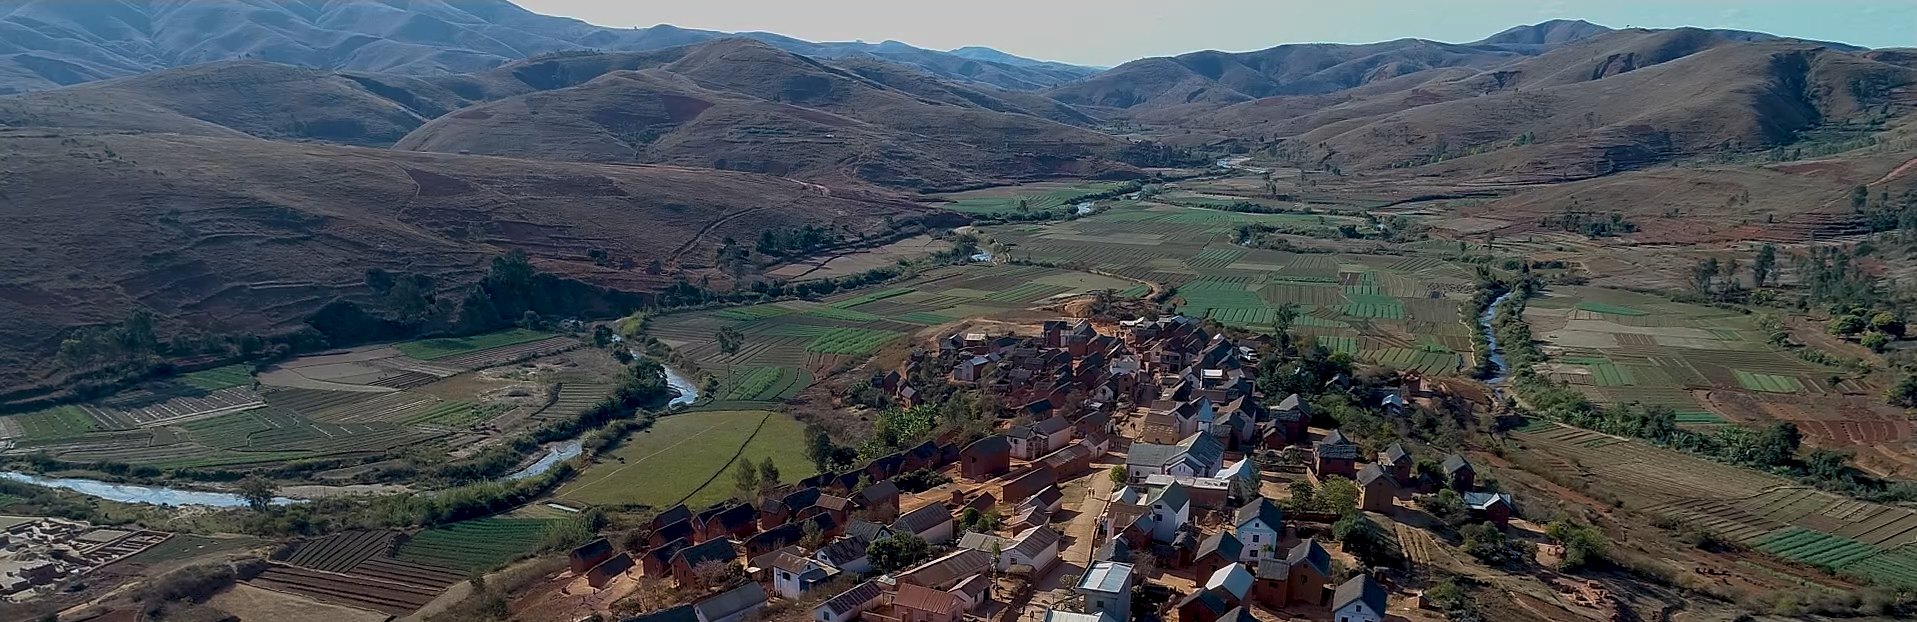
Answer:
[
  {"xmin": 0, "ymin": 0, "xmax": 1092, "ymax": 94},
  {"xmin": 1118, "ymin": 27, "xmax": 1916, "ymax": 182},
  {"xmin": 393, "ymin": 39, "xmax": 1137, "ymax": 189},
  {"xmin": 0, "ymin": 129, "xmax": 927, "ymax": 392}
]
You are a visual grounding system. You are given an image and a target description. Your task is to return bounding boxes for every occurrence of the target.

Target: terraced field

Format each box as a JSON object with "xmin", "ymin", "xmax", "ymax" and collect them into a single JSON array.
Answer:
[
  {"xmin": 394, "ymin": 518, "xmax": 555, "ymax": 572},
  {"xmin": 559, "ymin": 409, "xmax": 815, "ymax": 509},
  {"xmin": 394, "ymin": 329, "xmax": 556, "ymax": 361}
]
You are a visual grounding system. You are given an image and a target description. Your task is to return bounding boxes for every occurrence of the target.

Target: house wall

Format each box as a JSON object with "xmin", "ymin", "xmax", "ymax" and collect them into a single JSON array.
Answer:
[
  {"xmin": 1334, "ymin": 601, "xmax": 1381, "ymax": 622},
  {"xmin": 1237, "ymin": 525, "xmax": 1277, "ymax": 562}
]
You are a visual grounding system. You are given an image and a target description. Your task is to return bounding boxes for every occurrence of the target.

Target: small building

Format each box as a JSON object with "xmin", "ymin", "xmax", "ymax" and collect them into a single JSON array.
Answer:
[
  {"xmin": 1145, "ymin": 482, "xmax": 1191, "ymax": 543},
  {"xmin": 693, "ymin": 581, "xmax": 767, "ymax": 622},
  {"xmin": 585, "ymin": 553, "xmax": 634, "ymax": 589},
  {"xmin": 896, "ymin": 549, "xmax": 993, "ymax": 591},
  {"xmin": 1193, "ymin": 531, "xmax": 1242, "ymax": 579},
  {"xmin": 1216, "ymin": 458, "xmax": 1259, "ymax": 501},
  {"xmin": 1331, "ymin": 575, "xmax": 1388, "ymax": 622},
  {"xmin": 769, "ymin": 551, "xmax": 836, "ymax": 599},
  {"xmin": 1313, "ymin": 430, "xmax": 1359, "ymax": 480},
  {"xmin": 694, "ymin": 503, "xmax": 760, "ymax": 543},
  {"xmin": 570, "ymin": 537, "xmax": 615, "ymax": 574},
  {"xmin": 1008, "ymin": 416, "xmax": 1076, "ymax": 460},
  {"xmin": 813, "ymin": 580, "xmax": 884, "ymax": 622},
  {"xmin": 1443, "ymin": 454, "xmax": 1476, "ymax": 491},
  {"xmin": 845, "ymin": 519, "xmax": 892, "ymax": 544},
  {"xmin": 1253, "ymin": 539, "xmax": 1330, "ymax": 607},
  {"xmin": 1077, "ymin": 562, "xmax": 1135, "ymax": 622},
  {"xmin": 1175, "ymin": 589, "xmax": 1232, "ymax": 622},
  {"xmin": 648, "ymin": 504, "xmax": 693, "ymax": 533},
  {"xmin": 1464, "ymin": 492, "xmax": 1514, "ymax": 529},
  {"xmin": 1273, "ymin": 394, "xmax": 1311, "ymax": 443},
  {"xmin": 954, "ymin": 356, "xmax": 991, "ymax": 382},
  {"xmin": 815, "ymin": 535, "xmax": 873, "ymax": 574},
  {"xmin": 641, "ymin": 538, "xmax": 688, "ymax": 578},
  {"xmin": 961, "ymin": 435, "xmax": 1012, "ymax": 480},
  {"xmin": 1378, "ymin": 443, "xmax": 1413, "ymax": 487},
  {"xmin": 891, "ymin": 582, "xmax": 964, "ymax": 622},
  {"xmin": 1233, "ymin": 498, "xmax": 1283, "ymax": 563},
  {"xmin": 1140, "ymin": 473, "xmax": 1229, "ymax": 510},
  {"xmin": 891, "ymin": 503, "xmax": 956, "ymax": 545},
  {"xmin": 652, "ymin": 518, "xmax": 696, "ymax": 549},
  {"xmin": 1001, "ymin": 465, "xmax": 1059, "ymax": 506},
  {"xmin": 1024, "ymin": 484, "xmax": 1064, "ymax": 515},
  {"xmin": 855, "ymin": 480, "xmax": 902, "ymax": 522},
  {"xmin": 1356, "ymin": 463, "xmax": 1396, "ymax": 513},
  {"xmin": 1205, "ymin": 563, "xmax": 1254, "ymax": 605},
  {"xmin": 669, "ymin": 539, "xmax": 739, "ymax": 587}
]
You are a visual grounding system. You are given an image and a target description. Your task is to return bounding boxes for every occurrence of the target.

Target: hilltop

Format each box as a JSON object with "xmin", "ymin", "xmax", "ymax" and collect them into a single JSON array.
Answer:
[{"xmin": 0, "ymin": 0, "xmax": 1094, "ymax": 94}]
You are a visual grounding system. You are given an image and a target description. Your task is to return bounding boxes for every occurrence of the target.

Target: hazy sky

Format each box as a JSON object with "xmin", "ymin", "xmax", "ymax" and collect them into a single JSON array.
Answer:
[{"xmin": 514, "ymin": 0, "xmax": 1916, "ymax": 67}]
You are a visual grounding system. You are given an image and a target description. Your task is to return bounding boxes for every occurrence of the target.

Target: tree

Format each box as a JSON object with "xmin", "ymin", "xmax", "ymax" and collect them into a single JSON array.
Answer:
[
  {"xmin": 1871, "ymin": 312, "xmax": 1905, "ymax": 337},
  {"xmin": 237, "ymin": 475, "xmax": 277, "ymax": 513},
  {"xmin": 1690, "ymin": 258, "xmax": 1720, "ymax": 295},
  {"xmin": 1286, "ymin": 480, "xmax": 1316, "ymax": 513},
  {"xmin": 1545, "ymin": 521, "xmax": 1607, "ymax": 572},
  {"xmin": 1318, "ymin": 477, "xmax": 1360, "ymax": 516},
  {"xmin": 1332, "ymin": 513, "xmax": 1396, "ymax": 568},
  {"xmin": 1273, "ymin": 302, "xmax": 1301, "ymax": 336},
  {"xmin": 1461, "ymin": 522, "xmax": 1533, "ymax": 568},
  {"xmin": 866, "ymin": 534, "xmax": 931, "ymax": 573},
  {"xmin": 1109, "ymin": 465, "xmax": 1128, "ymax": 486},
  {"xmin": 805, "ymin": 425, "xmax": 840, "ymax": 472},
  {"xmin": 800, "ymin": 519, "xmax": 826, "ymax": 549},
  {"xmin": 1830, "ymin": 315, "xmax": 1867, "ymax": 336},
  {"xmin": 1852, "ymin": 185, "xmax": 1870, "ymax": 211},
  {"xmin": 1421, "ymin": 489, "xmax": 1468, "ymax": 525},
  {"xmin": 591, "ymin": 325, "xmax": 615, "ymax": 347},
  {"xmin": 732, "ymin": 458, "xmax": 760, "ymax": 497},
  {"xmin": 1888, "ymin": 374, "xmax": 1917, "ymax": 407},
  {"xmin": 1753, "ymin": 244, "xmax": 1777, "ymax": 287},
  {"xmin": 1862, "ymin": 331, "xmax": 1891, "ymax": 352},
  {"xmin": 715, "ymin": 326, "xmax": 744, "ymax": 355},
  {"xmin": 758, "ymin": 459, "xmax": 781, "ymax": 492}
]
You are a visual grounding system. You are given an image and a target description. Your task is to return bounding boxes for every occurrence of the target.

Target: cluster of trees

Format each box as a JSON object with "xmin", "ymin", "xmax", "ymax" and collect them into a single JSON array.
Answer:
[
  {"xmin": 1827, "ymin": 307, "xmax": 1905, "ymax": 352},
  {"xmin": 731, "ymin": 457, "xmax": 783, "ymax": 498},
  {"xmin": 755, "ymin": 225, "xmax": 842, "ymax": 257},
  {"xmin": 1541, "ymin": 210, "xmax": 1637, "ymax": 237},
  {"xmin": 866, "ymin": 533, "xmax": 931, "ymax": 573}
]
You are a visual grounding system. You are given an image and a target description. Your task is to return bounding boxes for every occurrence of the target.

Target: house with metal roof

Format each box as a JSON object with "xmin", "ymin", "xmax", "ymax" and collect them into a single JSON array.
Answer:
[
  {"xmin": 896, "ymin": 549, "xmax": 993, "ymax": 591},
  {"xmin": 812, "ymin": 580, "xmax": 883, "ymax": 622},
  {"xmin": 1076, "ymin": 562, "xmax": 1135, "ymax": 622},
  {"xmin": 1443, "ymin": 454, "xmax": 1476, "ymax": 491},
  {"xmin": 1331, "ymin": 574, "xmax": 1388, "ymax": 622},
  {"xmin": 1357, "ymin": 463, "xmax": 1396, "ymax": 512},
  {"xmin": 1193, "ymin": 531, "xmax": 1242, "ymax": 578},
  {"xmin": 692, "ymin": 581, "xmax": 766, "ymax": 622},
  {"xmin": 1463, "ymin": 491, "xmax": 1514, "ymax": 528},
  {"xmin": 1205, "ymin": 562, "xmax": 1254, "ymax": 604},
  {"xmin": 1378, "ymin": 442, "xmax": 1412, "ymax": 486},
  {"xmin": 814, "ymin": 535, "xmax": 872, "ymax": 574},
  {"xmin": 890, "ymin": 503, "xmax": 955, "ymax": 544},
  {"xmin": 1145, "ymin": 482, "xmax": 1191, "ymax": 543},
  {"xmin": 1233, "ymin": 497, "xmax": 1283, "ymax": 563}
]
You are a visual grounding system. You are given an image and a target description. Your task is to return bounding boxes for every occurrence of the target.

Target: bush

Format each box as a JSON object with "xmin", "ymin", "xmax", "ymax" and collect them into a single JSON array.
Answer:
[{"xmin": 1544, "ymin": 520, "xmax": 1607, "ymax": 571}]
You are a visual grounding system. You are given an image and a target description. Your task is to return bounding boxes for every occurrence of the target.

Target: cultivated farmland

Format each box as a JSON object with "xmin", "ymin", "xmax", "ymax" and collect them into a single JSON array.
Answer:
[
  {"xmin": 394, "ymin": 329, "xmax": 556, "ymax": 361},
  {"xmin": 558, "ymin": 410, "xmax": 814, "ymax": 509},
  {"xmin": 393, "ymin": 517, "xmax": 555, "ymax": 572}
]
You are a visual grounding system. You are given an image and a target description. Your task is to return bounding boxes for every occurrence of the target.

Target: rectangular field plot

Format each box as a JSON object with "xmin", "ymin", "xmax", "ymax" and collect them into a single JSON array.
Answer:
[
  {"xmin": 1735, "ymin": 371, "xmax": 1806, "ymax": 393},
  {"xmin": 5, "ymin": 406, "xmax": 99, "ymax": 440},
  {"xmin": 806, "ymin": 328, "xmax": 905, "ymax": 354},
  {"xmin": 721, "ymin": 367, "xmax": 809, "ymax": 402},
  {"xmin": 395, "ymin": 329, "xmax": 554, "ymax": 361},
  {"xmin": 179, "ymin": 365, "xmax": 254, "ymax": 391},
  {"xmin": 1575, "ymin": 301, "xmax": 1650, "ymax": 316},
  {"xmin": 1756, "ymin": 528, "xmax": 1917, "ymax": 587},
  {"xmin": 395, "ymin": 518, "xmax": 554, "ymax": 572},
  {"xmin": 559, "ymin": 410, "xmax": 815, "ymax": 509}
]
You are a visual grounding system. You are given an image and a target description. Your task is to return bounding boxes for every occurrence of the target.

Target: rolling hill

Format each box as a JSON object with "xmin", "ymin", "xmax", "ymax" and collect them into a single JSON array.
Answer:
[
  {"xmin": 391, "ymin": 39, "xmax": 1138, "ymax": 189},
  {"xmin": 0, "ymin": 128, "xmax": 928, "ymax": 393},
  {"xmin": 0, "ymin": 0, "xmax": 1094, "ymax": 94}
]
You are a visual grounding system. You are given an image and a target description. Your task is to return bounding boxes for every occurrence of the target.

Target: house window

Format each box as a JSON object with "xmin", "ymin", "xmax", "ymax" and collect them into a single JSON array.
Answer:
[{"xmin": 1250, "ymin": 534, "xmax": 1259, "ymax": 543}]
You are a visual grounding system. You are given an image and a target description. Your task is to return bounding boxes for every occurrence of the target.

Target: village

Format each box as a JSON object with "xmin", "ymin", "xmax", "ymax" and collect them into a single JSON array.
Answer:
[{"xmin": 521, "ymin": 315, "xmax": 1524, "ymax": 622}]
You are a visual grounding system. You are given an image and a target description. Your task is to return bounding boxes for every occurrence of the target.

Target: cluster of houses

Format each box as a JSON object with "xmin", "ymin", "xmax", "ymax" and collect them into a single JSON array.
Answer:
[{"xmin": 603, "ymin": 315, "xmax": 1507, "ymax": 622}]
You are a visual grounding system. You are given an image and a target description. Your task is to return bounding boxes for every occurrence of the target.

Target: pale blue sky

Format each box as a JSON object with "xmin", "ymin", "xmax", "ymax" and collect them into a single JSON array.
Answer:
[{"xmin": 516, "ymin": 0, "xmax": 1916, "ymax": 66}]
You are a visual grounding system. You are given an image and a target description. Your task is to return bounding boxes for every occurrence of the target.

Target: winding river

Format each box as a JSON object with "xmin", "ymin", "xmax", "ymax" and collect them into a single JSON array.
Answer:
[
  {"xmin": 5, "ymin": 365, "xmax": 705, "ymax": 506},
  {"xmin": 1479, "ymin": 291, "xmax": 1517, "ymax": 385}
]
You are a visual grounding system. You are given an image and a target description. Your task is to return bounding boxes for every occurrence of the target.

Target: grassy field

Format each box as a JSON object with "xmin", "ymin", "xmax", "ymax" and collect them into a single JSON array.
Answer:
[
  {"xmin": 557, "ymin": 410, "xmax": 815, "ymax": 509},
  {"xmin": 935, "ymin": 181, "xmax": 1133, "ymax": 215},
  {"xmin": 395, "ymin": 329, "xmax": 554, "ymax": 361},
  {"xmin": 179, "ymin": 365, "xmax": 254, "ymax": 391},
  {"xmin": 10, "ymin": 406, "xmax": 99, "ymax": 440},
  {"xmin": 394, "ymin": 517, "xmax": 554, "ymax": 571}
]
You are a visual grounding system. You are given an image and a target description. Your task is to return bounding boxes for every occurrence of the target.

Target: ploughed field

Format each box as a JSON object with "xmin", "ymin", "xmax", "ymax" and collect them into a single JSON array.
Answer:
[{"xmin": 0, "ymin": 330, "xmax": 606, "ymax": 470}]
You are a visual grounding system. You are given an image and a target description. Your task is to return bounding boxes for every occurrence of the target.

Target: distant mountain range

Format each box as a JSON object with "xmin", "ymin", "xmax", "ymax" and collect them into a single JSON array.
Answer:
[{"xmin": 0, "ymin": 0, "xmax": 1097, "ymax": 94}]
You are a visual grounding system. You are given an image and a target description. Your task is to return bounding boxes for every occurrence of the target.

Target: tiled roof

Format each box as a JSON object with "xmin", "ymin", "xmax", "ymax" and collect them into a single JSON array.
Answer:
[
  {"xmin": 1316, "ymin": 442, "xmax": 1360, "ymax": 460},
  {"xmin": 1254, "ymin": 558, "xmax": 1291, "ymax": 580},
  {"xmin": 1380, "ymin": 443, "xmax": 1409, "ymax": 466},
  {"xmin": 893, "ymin": 582, "xmax": 961, "ymax": 614},
  {"xmin": 1332, "ymin": 574, "xmax": 1387, "ymax": 614},
  {"xmin": 1357, "ymin": 463, "xmax": 1391, "ymax": 486}
]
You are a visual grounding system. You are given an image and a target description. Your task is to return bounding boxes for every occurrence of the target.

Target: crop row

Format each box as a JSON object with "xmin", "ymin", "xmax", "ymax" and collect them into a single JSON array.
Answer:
[
  {"xmin": 394, "ymin": 518, "xmax": 554, "ymax": 572},
  {"xmin": 806, "ymin": 328, "xmax": 904, "ymax": 355}
]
